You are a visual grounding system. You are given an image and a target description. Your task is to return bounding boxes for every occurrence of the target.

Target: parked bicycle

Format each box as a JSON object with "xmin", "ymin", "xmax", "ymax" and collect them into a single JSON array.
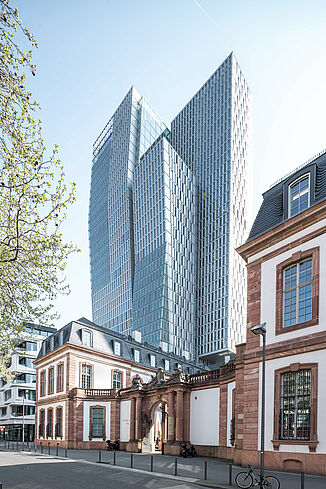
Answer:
[{"xmin": 235, "ymin": 465, "xmax": 280, "ymax": 488}]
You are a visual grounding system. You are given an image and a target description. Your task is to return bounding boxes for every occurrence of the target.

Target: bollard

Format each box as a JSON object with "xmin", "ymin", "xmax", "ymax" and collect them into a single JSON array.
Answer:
[
  {"xmin": 150, "ymin": 455, "xmax": 154, "ymax": 472},
  {"xmin": 301, "ymin": 471, "xmax": 305, "ymax": 489},
  {"xmin": 41, "ymin": 443, "xmax": 43, "ymax": 454},
  {"xmin": 204, "ymin": 460, "xmax": 208, "ymax": 480},
  {"xmin": 16, "ymin": 441, "xmax": 18, "ymax": 451},
  {"xmin": 98, "ymin": 450, "xmax": 102, "ymax": 463},
  {"xmin": 228, "ymin": 463, "xmax": 232, "ymax": 485},
  {"xmin": 113, "ymin": 451, "xmax": 116, "ymax": 466},
  {"xmin": 22, "ymin": 442, "xmax": 24, "ymax": 451},
  {"xmin": 130, "ymin": 453, "xmax": 133, "ymax": 468},
  {"xmin": 56, "ymin": 443, "xmax": 59, "ymax": 456},
  {"xmin": 174, "ymin": 458, "xmax": 178, "ymax": 476},
  {"xmin": 65, "ymin": 448, "xmax": 67, "ymax": 458},
  {"xmin": 48, "ymin": 444, "xmax": 50, "ymax": 455}
]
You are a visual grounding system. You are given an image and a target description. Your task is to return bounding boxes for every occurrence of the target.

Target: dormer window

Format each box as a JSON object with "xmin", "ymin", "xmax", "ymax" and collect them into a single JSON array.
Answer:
[
  {"xmin": 150, "ymin": 354, "xmax": 156, "ymax": 368},
  {"xmin": 134, "ymin": 349, "xmax": 140, "ymax": 362},
  {"xmin": 83, "ymin": 330, "xmax": 93, "ymax": 348},
  {"xmin": 114, "ymin": 341, "xmax": 121, "ymax": 356},
  {"xmin": 289, "ymin": 174, "xmax": 310, "ymax": 218}
]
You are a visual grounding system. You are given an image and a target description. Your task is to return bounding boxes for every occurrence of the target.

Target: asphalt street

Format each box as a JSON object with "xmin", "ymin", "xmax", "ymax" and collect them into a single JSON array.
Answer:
[
  {"xmin": 0, "ymin": 451, "xmax": 208, "ymax": 489},
  {"xmin": 0, "ymin": 446, "xmax": 325, "ymax": 489}
]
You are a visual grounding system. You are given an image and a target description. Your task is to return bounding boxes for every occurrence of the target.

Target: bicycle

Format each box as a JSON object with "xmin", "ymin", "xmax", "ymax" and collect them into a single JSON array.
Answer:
[{"xmin": 235, "ymin": 465, "xmax": 280, "ymax": 488}]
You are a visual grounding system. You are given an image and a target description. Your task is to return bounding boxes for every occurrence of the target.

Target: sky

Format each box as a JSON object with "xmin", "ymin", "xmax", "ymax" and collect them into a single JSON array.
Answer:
[{"xmin": 14, "ymin": 0, "xmax": 326, "ymax": 329}]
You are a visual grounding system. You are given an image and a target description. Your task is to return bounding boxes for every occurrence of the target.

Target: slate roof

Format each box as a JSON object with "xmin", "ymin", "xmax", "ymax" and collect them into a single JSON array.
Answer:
[
  {"xmin": 37, "ymin": 317, "xmax": 207, "ymax": 374},
  {"xmin": 248, "ymin": 150, "xmax": 326, "ymax": 242}
]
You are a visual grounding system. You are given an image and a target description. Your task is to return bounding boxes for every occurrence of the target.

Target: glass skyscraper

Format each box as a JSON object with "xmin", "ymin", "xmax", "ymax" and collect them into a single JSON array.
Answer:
[{"xmin": 89, "ymin": 53, "xmax": 251, "ymax": 364}]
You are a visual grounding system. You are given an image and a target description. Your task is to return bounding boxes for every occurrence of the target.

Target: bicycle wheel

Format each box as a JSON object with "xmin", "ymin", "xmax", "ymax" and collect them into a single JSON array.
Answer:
[
  {"xmin": 235, "ymin": 471, "xmax": 253, "ymax": 488},
  {"xmin": 264, "ymin": 475, "xmax": 280, "ymax": 489}
]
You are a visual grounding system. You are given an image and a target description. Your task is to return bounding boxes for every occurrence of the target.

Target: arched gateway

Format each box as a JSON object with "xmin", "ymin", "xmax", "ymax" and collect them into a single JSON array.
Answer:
[{"xmin": 120, "ymin": 366, "xmax": 189, "ymax": 455}]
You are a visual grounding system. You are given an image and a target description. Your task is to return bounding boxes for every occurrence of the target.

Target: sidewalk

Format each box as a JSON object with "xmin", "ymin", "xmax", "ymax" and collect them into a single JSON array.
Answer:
[{"xmin": 1, "ymin": 442, "xmax": 325, "ymax": 489}]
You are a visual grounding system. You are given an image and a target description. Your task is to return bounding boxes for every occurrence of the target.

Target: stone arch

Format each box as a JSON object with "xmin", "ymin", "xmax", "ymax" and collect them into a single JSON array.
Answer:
[{"xmin": 141, "ymin": 397, "xmax": 168, "ymax": 453}]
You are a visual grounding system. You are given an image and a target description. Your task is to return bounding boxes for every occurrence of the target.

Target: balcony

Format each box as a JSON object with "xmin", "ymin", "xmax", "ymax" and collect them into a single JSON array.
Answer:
[
  {"xmin": 69, "ymin": 388, "xmax": 118, "ymax": 399},
  {"xmin": 84, "ymin": 389, "xmax": 118, "ymax": 397}
]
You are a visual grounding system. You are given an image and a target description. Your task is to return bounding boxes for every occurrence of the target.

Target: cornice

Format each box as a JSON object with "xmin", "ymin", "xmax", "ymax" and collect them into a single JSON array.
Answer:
[{"xmin": 237, "ymin": 199, "xmax": 326, "ymax": 262}]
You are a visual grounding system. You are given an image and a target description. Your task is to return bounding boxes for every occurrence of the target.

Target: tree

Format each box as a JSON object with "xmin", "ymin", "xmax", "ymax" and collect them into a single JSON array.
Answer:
[{"xmin": 0, "ymin": 0, "xmax": 78, "ymax": 377}]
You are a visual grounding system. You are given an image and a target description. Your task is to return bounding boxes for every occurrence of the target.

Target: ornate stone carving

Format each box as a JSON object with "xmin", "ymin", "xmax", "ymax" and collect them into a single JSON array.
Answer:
[
  {"xmin": 130, "ymin": 375, "xmax": 142, "ymax": 390},
  {"xmin": 166, "ymin": 366, "xmax": 186, "ymax": 384}
]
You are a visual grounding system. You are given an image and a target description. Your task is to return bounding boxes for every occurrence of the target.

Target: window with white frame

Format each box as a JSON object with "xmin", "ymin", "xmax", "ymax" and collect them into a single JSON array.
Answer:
[
  {"xmin": 114, "ymin": 341, "xmax": 121, "ymax": 356},
  {"xmin": 164, "ymin": 359, "xmax": 170, "ymax": 371},
  {"xmin": 134, "ymin": 349, "xmax": 140, "ymax": 362},
  {"xmin": 150, "ymin": 355, "xmax": 156, "ymax": 367},
  {"xmin": 83, "ymin": 329, "xmax": 92, "ymax": 347},
  {"xmin": 289, "ymin": 174, "xmax": 310, "ymax": 218},
  {"xmin": 283, "ymin": 258, "xmax": 312, "ymax": 327},
  {"xmin": 81, "ymin": 364, "xmax": 92, "ymax": 389},
  {"xmin": 112, "ymin": 371, "xmax": 122, "ymax": 389}
]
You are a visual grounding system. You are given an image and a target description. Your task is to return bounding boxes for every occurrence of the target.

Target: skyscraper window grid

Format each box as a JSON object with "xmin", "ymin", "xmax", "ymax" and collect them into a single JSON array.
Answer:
[
  {"xmin": 171, "ymin": 53, "xmax": 251, "ymax": 362},
  {"xmin": 89, "ymin": 53, "xmax": 251, "ymax": 364}
]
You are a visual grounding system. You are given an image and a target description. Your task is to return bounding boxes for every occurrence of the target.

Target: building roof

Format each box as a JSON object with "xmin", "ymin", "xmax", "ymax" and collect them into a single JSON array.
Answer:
[
  {"xmin": 248, "ymin": 150, "xmax": 326, "ymax": 242},
  {"xmin": 36, "ymin": 317, "xmax": 207, "ymax": 374}
]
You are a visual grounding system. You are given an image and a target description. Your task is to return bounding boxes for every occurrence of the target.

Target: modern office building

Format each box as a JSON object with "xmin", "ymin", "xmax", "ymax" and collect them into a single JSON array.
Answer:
[
  {"xmin": 171, "ymin": 53, "xmax": 251, "ymax": 363},
  {"xmin": 89, "ymin": 53, "xmax": 251, "ymax": 364},
  {"xmin": 0, "ymin": 324, "xmax": 55, "ymax": 441}
]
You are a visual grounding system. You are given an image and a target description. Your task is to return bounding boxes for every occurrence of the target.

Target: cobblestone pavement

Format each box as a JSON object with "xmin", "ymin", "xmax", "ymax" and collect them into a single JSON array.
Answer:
[{"xmin": 0, "ymin": 443, "xmax": 325, "ymax": 489}]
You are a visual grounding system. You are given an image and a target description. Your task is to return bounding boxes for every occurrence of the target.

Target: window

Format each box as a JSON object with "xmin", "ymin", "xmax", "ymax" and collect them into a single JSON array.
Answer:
[
  {"xmin": 114, "ymin": 341, "xmax": 121, "ymax": 356},
  {"xmin": 134, "ymin": 349, "xmax": 140, "ymax": 362},
  {"xmin": 59, "ymin": 329, "xmax": 64, "ymax": 347},
  {"xmin": 289, "ymin": 174, "xmax": 310, "ymax": 217},
  {"xmin": 57, "ymin": 364, "xmax": 64, "ymax": 392},
  {"xmin": 55, "ymin": 407, "xmax": 63, "ymax": 437},
  {"xmin": 83, "ymin": 329, "xmax": 93, "ymax": 347},
  {"xmin": 40, "ymin": 371, "xmax": 46, "ymax": 396},
  {"xmin": 4, "ymin": 390, "xmax": 11, "ymax": 401},
  {"xmin": 164, "ymin": 359, "xmax": 170, "ymax": 371},
  {"xmin": 112, "ymin": 371, "xmax": 122, "ymax": 389},
  {"xmin": 39, "ymin": 410, "xmax": 45, "ymax": 437},
  {"xmin": 1, "ymin": 407, "xmax": 7, "ymax": 416},
  {"xmin": 47, "ymin": 408, "xmax": 53, "ymax": 437},
  {"xmin": 273, "ymin": 363, "xmax": 318, "ymax": 452},
  {"xmin": 81, "ymin": 364, "xmax": 92, "ymax": 389},
  {"xmin": 50, "ymin": 336, "xmax": 54, "ymax": 351},
  {"xmin": 19, "ymin": 357, "xmax": 35, "ymax": 369},
  {"xmin": 283, "ymin": 259, "xmax": 312, "ymax": 326},
  {"xmin": 150, "ymin": 355, "xmax": 156, "ymax": 367},
  {"xmin": 276, "ymin": 248, "xmax": 319, "ymax": 334},
  {"xmin": 90, "ymin": 407, "xmax": 105, "ymax": 438},
  {"xmin": 18, "ymin": 389, "xmax": 36, "ymax": 401},
  {"xmin": 280, "ymin": 370, "xmax": 310, "ymax": 440},
  {"xmin": 48, "ymin": 368, "xmax": 54, "ymax": 394}
]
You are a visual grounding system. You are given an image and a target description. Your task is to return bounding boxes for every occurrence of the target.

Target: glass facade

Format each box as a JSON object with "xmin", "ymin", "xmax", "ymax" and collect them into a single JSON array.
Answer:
[
  {"xmin": 171, "ymin": 53, "xmax": 251, "ymax": 362},
  {"xmin": 89, "ymin": 54, "xmax": 251, "ymax": 363},
  {"xmin": 133, "ymin": 135, "xmax": 196, "ymax": 358},
  {"xmin": 89, "ymin": 87, "xmax": 166, "ymax": 336}
]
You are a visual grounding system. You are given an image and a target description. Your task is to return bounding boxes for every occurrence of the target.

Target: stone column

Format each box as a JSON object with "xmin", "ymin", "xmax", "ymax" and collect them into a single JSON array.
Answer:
[
  {"xmin": 168, "ymin": 391, "xmax": 175, "ymax": 442},
  {"xmin": 175, "ymin": 390, "xmax": 184, "ymax": 441},
  {"xmin": 135, "ymin": 396, "xmax": 142, "ymax": 440},
  {"xmin": 130, "ymin": 397, "xmax": 136, "ymax": 441},
  {"xmin": 183, "ymin": 390, "xmax": 190, "ymax": 442}
]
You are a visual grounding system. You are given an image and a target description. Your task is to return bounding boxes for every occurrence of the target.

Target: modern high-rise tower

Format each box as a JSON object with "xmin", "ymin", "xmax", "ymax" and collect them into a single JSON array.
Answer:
[{"xmin": 89, "ymin": 53, "xmax": 251, "ymax": 364}]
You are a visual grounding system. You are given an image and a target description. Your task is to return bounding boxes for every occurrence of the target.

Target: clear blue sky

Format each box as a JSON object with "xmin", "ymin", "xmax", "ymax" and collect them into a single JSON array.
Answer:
[{"xmin": 14, "ymin": 0, "xmax": 326, "ymax": 328}]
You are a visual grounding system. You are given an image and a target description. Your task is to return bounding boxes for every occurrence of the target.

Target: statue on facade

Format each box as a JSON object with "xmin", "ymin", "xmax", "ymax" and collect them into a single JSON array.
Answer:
[
  {"xmin": 130, "ymin": 375, "xmax": 142, "ymax": 390},
  {"xmin": 167, "ymin": 366, "xmax": 186, "ymax": 384}
]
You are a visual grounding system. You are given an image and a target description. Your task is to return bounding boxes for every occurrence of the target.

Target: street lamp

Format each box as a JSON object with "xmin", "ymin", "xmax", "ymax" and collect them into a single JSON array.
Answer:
[{"xmin": 251, "ymin": 322, "xmax": 266, "ymax": 489}]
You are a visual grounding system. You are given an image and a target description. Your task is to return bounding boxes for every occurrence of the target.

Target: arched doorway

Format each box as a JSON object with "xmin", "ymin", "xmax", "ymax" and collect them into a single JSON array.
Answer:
[{"xmin": 142, "ymin": 400, "xmax": 168, "ymax": 453}]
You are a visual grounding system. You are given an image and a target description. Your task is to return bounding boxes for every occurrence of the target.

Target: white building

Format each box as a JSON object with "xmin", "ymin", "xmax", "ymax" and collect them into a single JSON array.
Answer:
[{"xmin": 0, "ymin": 324, "xmax": 55, "ymax": 441}]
